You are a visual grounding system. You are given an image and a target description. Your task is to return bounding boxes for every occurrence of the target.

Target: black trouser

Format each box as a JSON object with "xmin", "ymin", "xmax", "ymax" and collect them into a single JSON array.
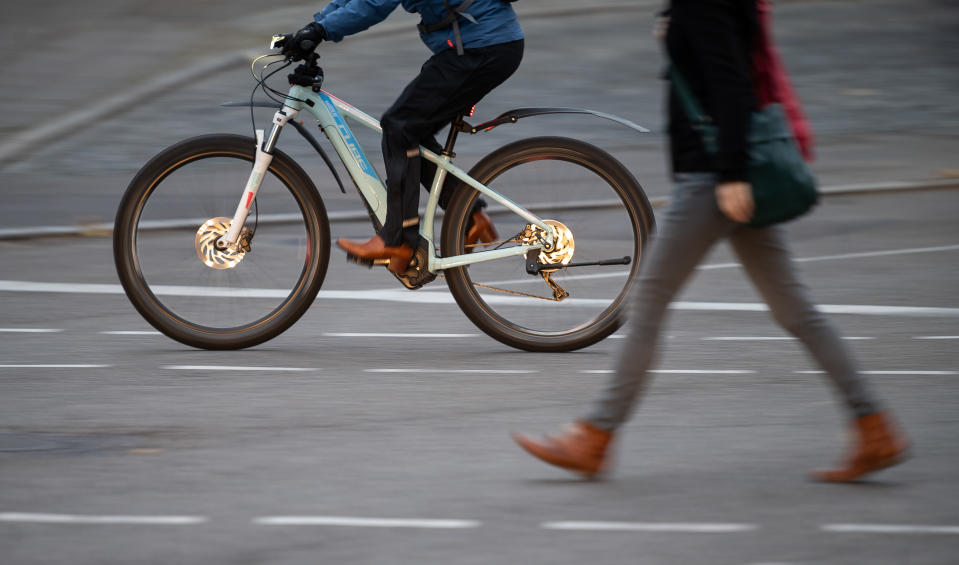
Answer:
[{"xmin": 379, "ymin": 39, "xmax": 524, "ymax": 248}]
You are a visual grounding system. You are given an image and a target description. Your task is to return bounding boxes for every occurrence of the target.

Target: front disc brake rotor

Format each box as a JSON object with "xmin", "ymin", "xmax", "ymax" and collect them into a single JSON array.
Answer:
[{"xmin": 195, "ymin": 217, "xmax": 251, "ymax": 270}]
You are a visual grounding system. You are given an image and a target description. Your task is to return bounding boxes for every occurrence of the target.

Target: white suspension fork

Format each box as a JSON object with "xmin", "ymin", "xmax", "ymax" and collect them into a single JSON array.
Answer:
[{"xmin": 217, "ymin": 105, "xmax": 299, "ymax": 249}]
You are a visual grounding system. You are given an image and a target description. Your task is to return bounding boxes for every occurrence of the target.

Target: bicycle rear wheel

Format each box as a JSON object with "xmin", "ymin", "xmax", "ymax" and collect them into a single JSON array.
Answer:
[
  {"xmin": 441, "ymin": 137, "xmax": 654, "ymax": 352},
  {"xmin": 113, "ymin": 134, "xmax": 330, "ymax": 350}
]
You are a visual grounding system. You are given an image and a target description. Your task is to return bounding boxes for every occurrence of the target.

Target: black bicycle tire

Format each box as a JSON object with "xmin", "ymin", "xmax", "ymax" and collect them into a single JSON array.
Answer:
[
  {"xmin": 440, "ymin": 136, "xmax": 654, "ymax": 352},
  {"xmin": 113, "ymin": 134, "xmax": 330, "ymax": 350}
]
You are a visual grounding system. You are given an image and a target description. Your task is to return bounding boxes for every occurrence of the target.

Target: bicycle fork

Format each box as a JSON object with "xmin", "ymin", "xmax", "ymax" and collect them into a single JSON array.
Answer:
[{"xmin": 216, "ymin": 106, "xmax": 299, "ymax": 251}]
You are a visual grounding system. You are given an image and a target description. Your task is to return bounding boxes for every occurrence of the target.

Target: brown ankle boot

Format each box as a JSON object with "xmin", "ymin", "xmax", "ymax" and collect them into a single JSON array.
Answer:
[
  {"xmin": 811, "ymin": 411, "xmax": 910, "ymax": 483},
  {"xmin": 512, "ymin": 420, "xmax": 613, "ymax": 478},
  {"xmin": 466, "ymin": 210, "xmax": 498, "ymax": 247},
  {"xmin": 336, "ymin": 235, "xmax": 413, "ymax": 275}
]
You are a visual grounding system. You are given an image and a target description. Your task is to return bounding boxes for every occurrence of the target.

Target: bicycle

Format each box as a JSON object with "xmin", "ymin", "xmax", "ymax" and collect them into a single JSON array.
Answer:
[{"xmin": 113, "ymin": 37, "xmax": 655, "ymax": 353}]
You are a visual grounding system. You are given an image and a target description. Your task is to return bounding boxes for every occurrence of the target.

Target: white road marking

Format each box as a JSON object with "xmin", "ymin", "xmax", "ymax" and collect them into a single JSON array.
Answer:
[
  {"xmin": 672, "ymin": 301, "xmax": 959, "ymax": 317},
  {"xmin": 0, "ymin": 364, "xmax": 110, "ymax": 369},
  {"xmin": 822, "ymin": 524, "xmax": 959, "ymax": 535},
  {"xmin": 253, "ymin": 516, "xmax": 480, "ymax": 529},
  {"xmin": 703, "ymin": 336, "xmax": 873, "ymax": 341},
  {"xmin": 581, "ymin": 369, "xmax": 756, "ymax": 375},
  {"xmin": 0, "ymin": 328, "xmax": 62, "ymax": 333},
  {"xmin": 323, "ymin": 332, "xmax": 480, "ymax": 338},
  {"xmin": 915, "ymin": 335, "xmax": 959, "ymax": 340},
  {"xmin": 0, "ymin": 512, "xmax": 207, "ymax": 525},
  {"xmin": 162, "ymin": 365, "xmax": 317, "ymax": 372},
  {"xmin": 542, "ymin": 521, "xmax": 758, "ymax": 533},
  {"xmin": 699, "ymin": 243, "xmax": 959, "ymax": 271},
  {"xmin": 2, "ymin": 280, "xmax": 958, "ymax": 317},
  {"xmin": 474, "ymin": 243, "xmax": 959, "ymax": 285},
  {"xmin": 365, "ymin": 368, "xmax": 537, "ymax": 374},
  {"xmin": 101, "ymin": 330, "xmax": 162, "ymax": 335},
  {"xmin": 797, "ymin": 370, "xmax": 957, "ymax": 376}
]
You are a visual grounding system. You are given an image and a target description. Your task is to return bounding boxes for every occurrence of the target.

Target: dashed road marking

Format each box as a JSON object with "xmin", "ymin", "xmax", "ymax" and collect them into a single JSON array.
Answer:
[
  {"xmin": 797, "ymin": 370, "xmax": 957, "ymax": 376},
  {"xmin": 162, "ymin": 365, "xmax": 318, "ymax": 372},
  {"xmin": 580, "ymin": 369, "xmax": 756, "ymax": 375},
  {"xmin": 365, "ymin": 368, "xmax": 537, "ymax": 374},
  {"xmin": 253, "ymin": 516, "xmax": 480, "ymax": 529},
  {"xmin": 915, "ymin": 335, "xmax": 959, "ymax": 340},
  {"xmin": 0, "ymin": 328, "xmax": 62, "ymax": 333},
  {"xmin": 703, "ymin": 336, "xmax": 873, "ymax": 341},
  {"xmin": 0, "ymin": 364, "xmax": 111, "ymax": 369},
  {"xmin": 822, "ymin": 524, "xmax": 959, "ymax": 535},
  {"xmin": 0, "ymin": 512, "xmax": 207, "ymax": 525},
  {"xmin": 541, "ymin": 521, "xmax": 758, "ymax": 533},
  {"xmin": 323, "ymin": 332, "xmax": 481, "ymax": 338}
]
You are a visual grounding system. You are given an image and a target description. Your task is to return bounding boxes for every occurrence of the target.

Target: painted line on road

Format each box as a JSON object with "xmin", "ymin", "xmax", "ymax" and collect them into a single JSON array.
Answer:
[
  {"xmin": 323, "ymin": 332, "xmax": 481, "ymax": 338},
  {"xmin": 542, "ymin": 521, "xmax": 758, "ymax": 533},
  {"xmin": 101, "ymin": 330, "xmax": 162, "ymax": 336},
  {"xmin": 581, "ymin": 369, "xmax": 756, "ymax": 375},
  {"xmin": 3, "ymin": 280, "xmax": 958, "ymax": 318},
  {"xmin": 915, "ymin": 335, "xmax": 959, "ymax": 340},
  {"xmin": 253, "ymin": 516, "xmax": 480, "ymax": 529},
  {"xmin": 0, "ymin": 328, "xmax": 63, "ymax": 333},
  {"xmin": 702, "ymin": 336, "xmax": 873, "ymax": 341},
  {"xmin": 162, "ymin": 365, "xmax": 316, "ymax": 372},
  {"xmin": 163, "ymin": 365, "xmax": 318, "ymax": 372},
  {"xmin": 0, "ymin": 512, "xmax": 207, "ymax": 525},
  {"xmin": 822, "ymin": 524, "xmax": 959, "ymax": 535},
  {"xmin": 0, "ymin": 364, "xmax": 111, "ymax": 369},
  {"xmin": 365, "ymin": 368, "xmax": 538, "ymax": 374},
  {"xmin": 797, "ymin": 370, "xmax": 957, "ymax": 376}
]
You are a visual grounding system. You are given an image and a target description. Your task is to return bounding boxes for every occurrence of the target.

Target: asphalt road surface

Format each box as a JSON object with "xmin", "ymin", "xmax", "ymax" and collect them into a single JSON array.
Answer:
[
  {"xmin": 2, "ymin": 188, "xmax": 958, "ymax": 564},
  {"xmin": 1, "ymin": 0, "xmax": 958, "ymax": 563}
]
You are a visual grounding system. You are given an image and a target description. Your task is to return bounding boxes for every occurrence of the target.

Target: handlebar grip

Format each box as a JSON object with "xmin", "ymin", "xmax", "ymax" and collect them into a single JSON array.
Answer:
[{"xmin": 299, "ymin": 40, "xmax": 316, "ymax": 53}]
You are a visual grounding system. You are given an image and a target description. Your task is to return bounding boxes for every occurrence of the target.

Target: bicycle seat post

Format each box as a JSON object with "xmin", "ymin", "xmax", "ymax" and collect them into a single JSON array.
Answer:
[{"xmin": 442, "ymin": 114, "xmax": 468, "ymax": 157}]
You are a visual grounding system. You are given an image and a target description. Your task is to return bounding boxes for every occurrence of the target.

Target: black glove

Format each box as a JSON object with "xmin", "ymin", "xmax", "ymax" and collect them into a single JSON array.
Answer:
[{"xmin": 283, "ymin": 21, "xmax": 325, "ymax": 60}]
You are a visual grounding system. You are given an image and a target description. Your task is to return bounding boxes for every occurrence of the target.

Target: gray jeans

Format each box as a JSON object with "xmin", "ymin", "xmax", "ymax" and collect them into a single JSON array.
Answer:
[{"xmin": 586, "ymin": 173, "xmax": 880, "ymax": 430}]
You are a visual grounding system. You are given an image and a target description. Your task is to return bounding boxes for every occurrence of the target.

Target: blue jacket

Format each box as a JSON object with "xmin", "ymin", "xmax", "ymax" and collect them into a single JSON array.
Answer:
[{"xmin": 314, "ymin": 0, "xmax": 523, "ymax": 54}]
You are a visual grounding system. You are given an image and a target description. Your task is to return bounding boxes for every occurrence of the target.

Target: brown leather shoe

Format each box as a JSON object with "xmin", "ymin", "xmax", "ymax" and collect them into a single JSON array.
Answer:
[
  {"xmin": 810, "ymin": 411, "xmax": 910, "ymax": 483},
  {"xmin": 466, "ymin": 210, "xmax": 498, "ymax": 247},
  {"xmin": 512, "ymin": 420, "xmax": 613, "ymax": 478},
  {"xmin": 336, "ymin": 235, "xmax": 413, "ymax": 275}
]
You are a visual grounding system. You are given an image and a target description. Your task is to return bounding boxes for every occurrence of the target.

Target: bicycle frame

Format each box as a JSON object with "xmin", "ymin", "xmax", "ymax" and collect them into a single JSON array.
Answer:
[{"xmin": 220, "ymin": 84, "xmax": 554, "ymax": 273}]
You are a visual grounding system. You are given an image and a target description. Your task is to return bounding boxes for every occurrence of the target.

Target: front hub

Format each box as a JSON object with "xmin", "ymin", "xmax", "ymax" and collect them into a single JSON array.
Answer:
[{"xmin": 195, "ymin": 217, "xmax": 252, "ymax": 270}]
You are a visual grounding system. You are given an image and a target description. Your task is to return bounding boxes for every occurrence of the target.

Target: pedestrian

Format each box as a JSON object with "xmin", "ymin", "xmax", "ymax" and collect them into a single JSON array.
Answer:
[
  {"xmin": 283, "ymin": 0, "xmax": 524, "ymax": 274},
  {"xmin": 512, "ymin": 0, "xmax": 910, "ymax": 483}
]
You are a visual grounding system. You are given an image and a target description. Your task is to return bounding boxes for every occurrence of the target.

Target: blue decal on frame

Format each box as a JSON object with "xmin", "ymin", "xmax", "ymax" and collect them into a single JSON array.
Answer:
[{"xmin": 320, "ymin": 93, "xmax": 379, "ymax": 179}]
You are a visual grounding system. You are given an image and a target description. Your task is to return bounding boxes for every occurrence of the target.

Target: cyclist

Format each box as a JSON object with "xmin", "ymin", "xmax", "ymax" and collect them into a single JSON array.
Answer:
[{"xmin": 283, "ymin": 0, "xmax": 525, "ymax": 274}]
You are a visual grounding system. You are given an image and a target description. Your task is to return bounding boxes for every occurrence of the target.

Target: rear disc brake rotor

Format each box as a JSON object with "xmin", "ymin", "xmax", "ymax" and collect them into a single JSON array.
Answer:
[{"xmin": 523, "ymin": 219, "xmax": 575, "ymax": 272}]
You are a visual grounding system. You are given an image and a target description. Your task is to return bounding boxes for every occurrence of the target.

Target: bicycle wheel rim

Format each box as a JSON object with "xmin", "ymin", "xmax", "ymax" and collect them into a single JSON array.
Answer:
[
  {"xmin": 126, "ymin": 150, "xmax": 316, "ymax": 335},
  {"xmin": 450, "ymin": 144, "xmax": 644, "ymax": 344}
]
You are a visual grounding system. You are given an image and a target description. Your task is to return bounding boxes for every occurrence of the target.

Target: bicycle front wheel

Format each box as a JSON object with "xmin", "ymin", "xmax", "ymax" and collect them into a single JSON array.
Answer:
[
  {"xmin": 113, "ymin": 134, "xmax": 330, "ymax": 350},
  {"xmin": 441, "ymin": 137, "xmax": 654, "ymax": 352}
]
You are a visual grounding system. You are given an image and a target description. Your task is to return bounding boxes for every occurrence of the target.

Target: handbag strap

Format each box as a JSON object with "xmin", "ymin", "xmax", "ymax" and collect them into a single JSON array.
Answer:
[{"xmin": 668, "ymin": 65, "xmax": 719, "ymax": 154}]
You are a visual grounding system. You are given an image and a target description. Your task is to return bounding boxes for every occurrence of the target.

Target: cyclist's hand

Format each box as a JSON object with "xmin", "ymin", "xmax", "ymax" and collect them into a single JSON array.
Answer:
[{"xmin": 283, "ymin": 21, "xmax": 325, "ymax": 60}]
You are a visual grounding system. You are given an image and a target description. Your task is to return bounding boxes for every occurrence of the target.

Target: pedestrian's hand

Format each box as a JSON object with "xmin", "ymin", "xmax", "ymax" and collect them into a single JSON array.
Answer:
[{"xmin": 716, "ymin": 181, "xmax": 754, "ymax": 223}]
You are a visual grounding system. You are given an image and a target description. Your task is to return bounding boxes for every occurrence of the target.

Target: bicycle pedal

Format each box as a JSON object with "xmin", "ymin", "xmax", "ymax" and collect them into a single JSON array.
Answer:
[{"xmin": 345, "ymin": 253, "xmax": 390, "ymax": 269}]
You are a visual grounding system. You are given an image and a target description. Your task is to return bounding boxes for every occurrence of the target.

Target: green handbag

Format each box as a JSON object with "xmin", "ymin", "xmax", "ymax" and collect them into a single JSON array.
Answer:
[{"xmin": 669, "ymin": 66, "xmax": 818, "ymax": 227}]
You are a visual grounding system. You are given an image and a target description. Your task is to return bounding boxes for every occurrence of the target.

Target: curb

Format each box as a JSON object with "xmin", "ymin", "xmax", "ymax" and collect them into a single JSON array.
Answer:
[{"xmin": 1, "ymin": 178, "xmax": 955, "ymax": 241}]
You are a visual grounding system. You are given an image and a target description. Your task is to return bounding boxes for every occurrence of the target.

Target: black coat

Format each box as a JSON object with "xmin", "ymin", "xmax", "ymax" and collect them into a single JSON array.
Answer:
[{"xmin": 666, "ymin": 0, "xmax": 758, "ymax": 183}]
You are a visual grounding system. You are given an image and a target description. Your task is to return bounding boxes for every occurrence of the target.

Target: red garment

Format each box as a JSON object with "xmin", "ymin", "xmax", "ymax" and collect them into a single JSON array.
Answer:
[{"xmin": 752, "ymin": 0, "xmax": 815, "ymax": 162}]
